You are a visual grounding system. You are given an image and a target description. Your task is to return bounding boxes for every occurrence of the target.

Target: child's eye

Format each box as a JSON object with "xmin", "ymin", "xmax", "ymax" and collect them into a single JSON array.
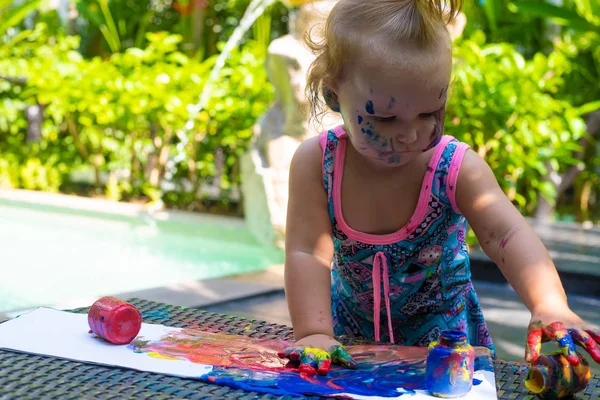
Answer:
[{"xmin": 374, "ymin": 116, "xmax": 396, "ymax": 122}]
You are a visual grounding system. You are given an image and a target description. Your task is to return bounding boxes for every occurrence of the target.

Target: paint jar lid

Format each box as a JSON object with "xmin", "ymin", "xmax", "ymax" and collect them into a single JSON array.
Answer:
[
  {"xmin": 88, "ymin": 297, "xmax": 142, "ymax": 345},
  {"xmin": 107, "ymin": 303, "xmax": 142, "ymax": 344},
  {"xmin": 525, "ymin": 366, "xmax": 549, "ymax": 394},
  {"xmin": 439, "ymin": 329, "xmax": 468, "ymax": 346}
]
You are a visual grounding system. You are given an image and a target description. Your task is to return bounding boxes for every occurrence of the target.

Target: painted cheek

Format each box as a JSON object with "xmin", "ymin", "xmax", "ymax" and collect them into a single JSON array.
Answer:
[
  {"xmin": 387, "ymin": 97, "xmax": 395, "ymax": 110},
  {"xmin": 365, "ymin": 100, "xmax": 375, "ymax": 115}
]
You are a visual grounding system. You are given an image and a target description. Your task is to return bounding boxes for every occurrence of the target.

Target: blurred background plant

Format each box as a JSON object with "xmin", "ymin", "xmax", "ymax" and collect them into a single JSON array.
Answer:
[{"xmin": 0, "ymin": 0, "xmax": 599, "ymax": 223}]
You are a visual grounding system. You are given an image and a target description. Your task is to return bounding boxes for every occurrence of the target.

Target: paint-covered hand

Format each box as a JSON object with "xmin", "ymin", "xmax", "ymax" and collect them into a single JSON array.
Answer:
[
  {"xmin": 277, "ymin": 334, "xmax": 357, "ymax": 375},
  {"xmin": 525, "ymin": 307, "xmax": 600, "ymax": 366}
]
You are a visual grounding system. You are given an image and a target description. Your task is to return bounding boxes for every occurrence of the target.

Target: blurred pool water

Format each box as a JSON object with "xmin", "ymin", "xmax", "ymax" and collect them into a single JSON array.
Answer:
[{"xmin": 0, "ymin": 195, "xmax": 282, "ymax": 313}]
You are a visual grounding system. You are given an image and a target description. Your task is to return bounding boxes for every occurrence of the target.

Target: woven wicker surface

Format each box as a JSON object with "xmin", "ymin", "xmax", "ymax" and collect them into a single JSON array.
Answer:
[{"xmin": 0, "ymin": 298, "xmax": 598, "ymax": 399}]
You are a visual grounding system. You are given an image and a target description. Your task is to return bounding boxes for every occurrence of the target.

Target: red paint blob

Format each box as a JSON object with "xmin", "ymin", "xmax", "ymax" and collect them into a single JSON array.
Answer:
[
  {"xmin": 88, "ymin": 296, "xmax": 142, "ymax": 345},
  {"xmin": 318, "ymin": 358, "xmax": 332, "ymax": 375},
  {"xmin": 299, "ymin": 364, "xmax": 317, "ymax": 375}
]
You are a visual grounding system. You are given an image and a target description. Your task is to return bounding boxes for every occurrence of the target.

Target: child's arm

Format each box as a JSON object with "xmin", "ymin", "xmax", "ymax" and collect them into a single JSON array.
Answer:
[
  {"xmin": 282, "ymin": 137, "xmax": 356, "ymax": 374},
  {"xmin": 456, "ymin": 150, "xmax": 600, "ymax": 364},
  {"xmin": 285, "ymin": 137, "xmax": 335, "ymax": 339}
]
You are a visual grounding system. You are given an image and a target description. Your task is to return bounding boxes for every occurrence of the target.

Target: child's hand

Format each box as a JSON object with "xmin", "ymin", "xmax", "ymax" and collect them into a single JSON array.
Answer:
[
  {"xmin": 277, "ymin": 334, "xmax": 358, "ymax": 375},
  {"xmin": 525, "ymin": 306, "xmax": 600, "ymax": 365}
]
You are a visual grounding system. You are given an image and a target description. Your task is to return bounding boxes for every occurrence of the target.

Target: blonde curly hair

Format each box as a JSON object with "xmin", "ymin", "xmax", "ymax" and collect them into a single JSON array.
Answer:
[{"xmin": 305, "ymin": 0, "xmax": 462, "ymax": 122}]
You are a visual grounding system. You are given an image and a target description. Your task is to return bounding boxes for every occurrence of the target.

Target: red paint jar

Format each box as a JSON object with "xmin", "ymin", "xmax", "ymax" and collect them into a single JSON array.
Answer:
[{"xmin": 88, "ymin": 297, "xmax": 142, "ymax": 345}]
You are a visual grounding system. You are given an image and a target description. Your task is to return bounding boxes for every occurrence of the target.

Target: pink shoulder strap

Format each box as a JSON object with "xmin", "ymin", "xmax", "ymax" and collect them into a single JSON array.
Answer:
[
  {"xmin": 318, "ymin": 125, "xmax": 346, "ymax": 181},
  {"xmin": 447, "ymin": 141, "xmax": 471, "ymax": 214},
  {"xmin": 318, "ymin": 130, "xmax": 328, "ymax": 180}
]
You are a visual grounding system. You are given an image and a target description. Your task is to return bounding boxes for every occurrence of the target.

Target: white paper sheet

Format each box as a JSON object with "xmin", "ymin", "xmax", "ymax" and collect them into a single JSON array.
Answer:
[
  {"xmin": 0, "ymin": 307, "xmax": 212, "ymax": 378},
  {"xmin": 0, "ymin": 308, "xmax": 497, "ymax": 399}
]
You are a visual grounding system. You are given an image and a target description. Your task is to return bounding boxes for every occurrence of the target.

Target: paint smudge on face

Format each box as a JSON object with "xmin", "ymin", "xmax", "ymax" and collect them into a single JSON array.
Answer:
[
  {"xmin": 365, "ymin": 100, "xmax": 375, "ymax": 115},
  {"xmin": 425, "ymin": 330, "xmax": 475, "ymax": 398},
  {"xmin": 422, "ymin": 106, "xmax": 445, "ymax": 152},
  {"xmin": 422, "ymin": 135, "xmax": 442, "ymax": 152},
  {"xmin": 323, "ymin": 87, "xmax": 340, "ymax": 112},
  {"xmin": 130, "ymin": 329, "xmax": 494, "ymax": 398},
  {"xmin": 360, "ymin": 122, "xmax": 388, "ymax": 150},
  {"xmin": 357, "ymin": 115, "xmax": 363, "ymax": 125},
  {"xmin": 387, "ymin": 97, "xmax": 396, "ymax": 110},
  {"xmin": 525, "ymin": 351, "xmax": 591, "ymax": 398},
  {"xmin": 439, "ymin": 85, "xmax": 448, "ymax": 99}
]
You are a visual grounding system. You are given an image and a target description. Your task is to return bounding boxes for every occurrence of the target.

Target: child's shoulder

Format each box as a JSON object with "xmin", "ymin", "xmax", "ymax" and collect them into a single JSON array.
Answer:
[
  {"xmin": 291, "ymin": 135, "xmax": 323, "ymax": 175},
  {"xmin": 289, "ymin": 135, "xmax": 328, "ymax": 200}
]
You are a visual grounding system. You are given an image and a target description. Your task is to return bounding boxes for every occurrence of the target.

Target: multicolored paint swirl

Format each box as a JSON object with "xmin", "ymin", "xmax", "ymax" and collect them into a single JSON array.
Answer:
[
  {"xmin": 525, "ymin": 351, "xmax": 591, "ymax": 399},
  {"xmin": 425, "ymin": 330, "xmax": 475, "ymax": 398},
  {"xmin": 130, "ymin": 328, "xmax": 493, "ymax": 398}
]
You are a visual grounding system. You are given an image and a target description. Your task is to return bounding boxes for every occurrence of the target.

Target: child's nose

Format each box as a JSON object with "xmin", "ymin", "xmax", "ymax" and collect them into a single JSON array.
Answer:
[{"xmin": 396, "ymin": 128, "xmax": 418, "ymax": 145}]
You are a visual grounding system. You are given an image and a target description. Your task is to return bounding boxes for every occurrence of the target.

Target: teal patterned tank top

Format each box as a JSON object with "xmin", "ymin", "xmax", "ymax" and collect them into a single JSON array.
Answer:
[{"xmin": 319, "ymin": 125, "xmax": 495, "ymax": 354}]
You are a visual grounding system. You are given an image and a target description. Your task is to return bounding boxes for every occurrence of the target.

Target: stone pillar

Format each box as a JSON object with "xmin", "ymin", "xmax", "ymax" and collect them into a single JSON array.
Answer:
[{"xmin": 241, "ymin": 0, "xmax": 342, "ymax": 249}]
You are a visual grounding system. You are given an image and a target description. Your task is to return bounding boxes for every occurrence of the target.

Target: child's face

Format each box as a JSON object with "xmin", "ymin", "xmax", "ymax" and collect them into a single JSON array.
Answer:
[{"xmin": 335, "ymin": 52, "xmax": 451, "ymax": 168}]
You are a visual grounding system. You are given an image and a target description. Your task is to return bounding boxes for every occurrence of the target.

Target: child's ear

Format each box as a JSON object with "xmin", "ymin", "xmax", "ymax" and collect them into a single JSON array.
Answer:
[{"xmin": 322, "ymin": 86, "xmax": 340, "ymax": 113}]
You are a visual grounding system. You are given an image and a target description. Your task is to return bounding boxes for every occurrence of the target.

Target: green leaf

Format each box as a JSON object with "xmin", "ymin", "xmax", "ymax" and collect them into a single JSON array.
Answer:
[
  {"xmin": 98, "ymin": 0, "xmax": 121, "ymax": 52},
  {"xmin": 510, "ymin": 0, "xmax": 599, "ymax": 32},
  {"xmin": 573, "ymin": 0, "xmax": 596, "ymax": 23},
  {"xmin": 576, "ymin": 101, "xmax": 600, "ymax": 116},
  {"xmin": 73, "ymin": 0, "xmax": 104, "ymax": 26},
  {"xmin": 482, "ymin": 0, "xmax": 500, "ymax": 37},
  {"xmin": 0, "ymin": 0, "xmax": 42, "ymax": 38}
]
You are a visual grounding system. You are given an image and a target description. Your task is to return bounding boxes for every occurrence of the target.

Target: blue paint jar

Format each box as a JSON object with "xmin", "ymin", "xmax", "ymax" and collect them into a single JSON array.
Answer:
[{"xmin": 425, "ymin": 329, "xmax": 475, "ymax": 398}]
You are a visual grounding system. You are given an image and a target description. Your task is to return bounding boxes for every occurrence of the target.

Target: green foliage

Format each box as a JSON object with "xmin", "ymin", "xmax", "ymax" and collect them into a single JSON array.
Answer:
[
  {"xmin": 68, "ymin": 0, "xmax": 288, "ymax": 58},
  {"xmin": 460, "ymin": 0, "xmax": 600, "ymax": 221},
  {"xmin": 447, "ymin": 31, "xmax": 594, "ymax": 215},
  {"xmin": 0, "ymin": 0, "xmax": 43, "ymax": 38},
  {"xmin": 73, "ymin": 0, "xmax": 180, "ymax": 56},
  {"xmin": 463, "ymin": 0, "xmax": 550, "ymax": 56},
  {"xmin": 0, "ymin": 23, "xmax": 273, "ymax": 206}
]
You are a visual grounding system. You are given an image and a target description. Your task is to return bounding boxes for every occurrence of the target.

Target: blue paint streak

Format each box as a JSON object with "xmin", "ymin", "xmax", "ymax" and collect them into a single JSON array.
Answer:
[
  {"xmin": 473, "ymin": 378, "xmax": 483, "ymax": 386},
  {"xmin": 358, "ymin": 115, "xmax": 363, "ymax": 124},
  {"xmin": 193, "ymin": 345, "xmax": 493, "ymax": 398},
  {"xmin": 474, "ymin": 355, "xmax": 494, "ymax": 372},
  {"xmin": 361, "ymin": 128, "xmax": 375, "ymax": 137},
  {"xmin": 556, "ymin": 334, "xmax": 577, "ymax": 357},
  {"xmin": 200, "ymin": 358, "xmax": 427, "ymax": 397},
  {"xmin": 365, "ymin": 101, "xmax": 375, "ymax": 115}
]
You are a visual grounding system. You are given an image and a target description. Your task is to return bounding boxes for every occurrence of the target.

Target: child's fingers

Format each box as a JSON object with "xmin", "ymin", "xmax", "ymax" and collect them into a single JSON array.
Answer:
[
  {"xmin": 278, "ymin": 347, "xmax": 302, "ymax": 361},
  {"xmin": 546, "ymin": 322, "xmax": 580, "ymax": 366},
  {"xmin": 330, "ymin": 345, "xmax": 358, "ymax": 369},
  {"xmin": 585, "ymin": 328, "xmax": 600, "ymax": 344},
  {"xmin": 568, "ymin": 328, "xmax": 600, "ymax": 364},
  {"xmin": 316, "ymin": 355, "xmax": 332, "ymax": 375},
  {"xmin": 525, "ymin": 321, "xmax": 543, "ymax": 363},
  {"xmin": 298, "ymin": 350, "xmax": 318, "ymax": 375}
]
